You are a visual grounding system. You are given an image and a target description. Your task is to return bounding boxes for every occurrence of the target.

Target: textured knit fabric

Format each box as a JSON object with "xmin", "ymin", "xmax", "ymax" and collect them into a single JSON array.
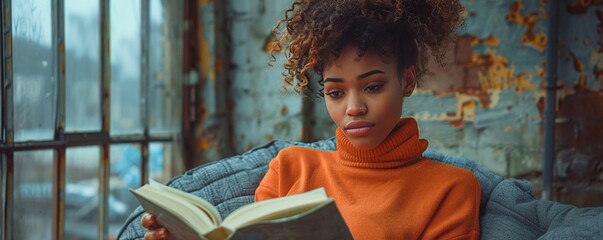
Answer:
[{"xmin": 255, "ymin": 118, "xmax": 481, "ymax": 239}]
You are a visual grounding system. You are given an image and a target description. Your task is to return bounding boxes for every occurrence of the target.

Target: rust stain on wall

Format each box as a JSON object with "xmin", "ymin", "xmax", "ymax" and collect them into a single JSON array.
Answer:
[
  {"xmin": 595, "ymin": 10, "xmax": 603, "ymax": 84},
  {"xmin": 449, "ymin": 99, "xmax": 478, "ymax": 128},
  {"xmin": 199, "ymin": 137, "xmax": 210, "ymax": 151},
  {"xmin": 536, "ymin": 95, "xmax": 545, "ymax": 120},
  {"xmin": 265, "ymin": 134, "xmax": 273, "ymax": 142},
  {"xmin": 281, "ymin": 105, "xmax": 289, "ymax": 115},
  {"xmin": 197, "ymin": 124, "xmax": 223, "ymax": 152},
  {"xmin": 198, "ymin": 39, "xmax": 214, "ymax": 82},
  {"xmin": 566, "ymin": 0, "xmax": 603, "ymax": 15},
  {"xmin": 505, "ymin": 0, "xmax": 547, "ymax": 52},
  {"xmin": 555, "ymin": 90, "xmax": 603, "ymax": 149},
  {"xmin": 470, "ymin": 35, "xmax": 501, "ymax": 47},
  {"xmin": 597, "ymin": 10, "xmax": 603, "ymax": 52},
  {"xmin": 198, "ymin": 0, "xmax": 215, "ymax": 82},
  {"xmin": 197, "ymin": 100, "xmax": 209, "ymax": 150},
  {"xmin": 568, "ymin": 50, "xmax": 589, "ymax": 89},
  {"xmin": 412, "ymin": 90, "xmax": 481, "ymax": 129},
  {"xmin": 470, "ymin": 50, "xmax": 538, "ymax": 92}
]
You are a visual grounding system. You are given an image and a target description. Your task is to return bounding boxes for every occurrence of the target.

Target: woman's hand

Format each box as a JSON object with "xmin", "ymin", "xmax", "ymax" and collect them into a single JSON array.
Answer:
[{"xmin": 141, "ymin": 213, "xmax": 169, "ymax": 240}]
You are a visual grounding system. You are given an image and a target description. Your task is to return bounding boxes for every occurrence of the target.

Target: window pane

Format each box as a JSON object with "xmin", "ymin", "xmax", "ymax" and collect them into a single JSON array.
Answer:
[
  {"xmin": 110, "ymin": 0, "xmax": 142, "ymax": 135},
  {"xmin": 65, "ymin": 0, "xmax": 101, "ymax": 132},
  {"xmin": 12, "ymin": 150, "xmax": 55, "ymax": 239},
  {"xmin": 149, "ymin": 142, "xmax": 182, "ymax": 183},
  {"xmin": 64, "ymin": 147, "xmax": 99, "ymax": 240},
  {"xmin": 110, "ymin": 144, "xmax": 141, "ymax": 237},
  {"xmin": 12, "ymin": 0, "xmax": 55, "ymax": 141},
  {"xmin": 149, "ymin": 0, "xmax": 180, "ymax": 135}
]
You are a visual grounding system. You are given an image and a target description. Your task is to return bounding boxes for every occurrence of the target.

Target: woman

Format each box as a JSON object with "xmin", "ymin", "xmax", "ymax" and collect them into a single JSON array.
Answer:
[{"xmin": 144, "ymin": 0, "xmax": 479, "ymax": 239}]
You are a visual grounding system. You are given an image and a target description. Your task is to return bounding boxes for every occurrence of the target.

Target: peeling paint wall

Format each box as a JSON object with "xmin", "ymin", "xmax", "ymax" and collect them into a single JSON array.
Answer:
[
  {"xmin": 403, "ymin": 0, "xmax": 548, "ymax": 180},
  {"xmin": 228, "ymin": 0, "xmax": 304, "ymax": 152},
  {"xmin": 402, "ymin": 0, "xmax": 602, "ymax": 207},
  {"xmin": 200, "ymin": 0, "xmax": 603, "ymax": 207},
  {"xmin": 554, "ymin": 0, "xmax": 603, "ymax": 206},
  {"xmin": 191, "ymin": 0, "xmax": 235, "ymax": 167}
]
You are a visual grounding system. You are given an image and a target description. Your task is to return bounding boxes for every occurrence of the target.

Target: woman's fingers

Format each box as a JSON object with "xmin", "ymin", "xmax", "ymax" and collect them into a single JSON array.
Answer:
[
  {"xmin": 141, "ymin": 213, "xmax": 169, "ymax": 239},
  {"xmin": 144, "ymin": 228, "xmax": 169, "ymax": 240},
  {"xmin": 141, "ymin": 213, "xmax": 156, "ymax": 229}
]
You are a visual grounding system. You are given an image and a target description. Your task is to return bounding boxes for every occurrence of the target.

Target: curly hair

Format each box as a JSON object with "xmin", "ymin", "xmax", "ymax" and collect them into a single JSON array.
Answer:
[{"xmin": 271, "ymin": 0, "xmax": 465, "ymax": 97}]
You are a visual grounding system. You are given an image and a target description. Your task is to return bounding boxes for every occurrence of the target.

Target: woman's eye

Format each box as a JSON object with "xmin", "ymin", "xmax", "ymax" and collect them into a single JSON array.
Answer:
[
  {"xmin": 325, "ymin": 90, "xmax": 344, "ymax": 98},
  {"xmin": 365, "ymin": 84, "xmax": 383, "ymax": 93}
]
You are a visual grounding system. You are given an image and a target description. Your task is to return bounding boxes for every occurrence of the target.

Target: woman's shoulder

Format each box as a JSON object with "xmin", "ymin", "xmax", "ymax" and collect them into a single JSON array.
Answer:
[
  {"xmin": 270, "ymin": 145, "xmax": 335, "ymax": 167},
  {"xmin": 416, "ymin": 159, "xmax": 481, "ymax": 202},
  {"xmin": 420, "ymin": 158, "xmax": 480, "ymax": 185},
  {"xmin": 277, "ymin": 145, "xmax": 335, "ymax": 157}
]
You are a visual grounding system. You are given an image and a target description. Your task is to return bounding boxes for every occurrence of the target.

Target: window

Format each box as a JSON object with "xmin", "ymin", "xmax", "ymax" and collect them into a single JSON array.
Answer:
[{"xmin": 1, "ymin": 0, "xmax": 185, "ymax": 239}]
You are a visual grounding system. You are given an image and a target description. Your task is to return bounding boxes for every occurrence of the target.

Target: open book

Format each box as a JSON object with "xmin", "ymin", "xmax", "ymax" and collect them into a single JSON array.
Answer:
[{"xmin": 129, "ymin": 180, "xmax": 352, "ymax": 240}]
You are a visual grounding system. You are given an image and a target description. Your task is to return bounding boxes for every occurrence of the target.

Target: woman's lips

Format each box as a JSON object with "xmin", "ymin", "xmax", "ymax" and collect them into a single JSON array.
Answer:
[{"xmin": 344, "ymin": 121, "xmax": 375, "ymax": 137}]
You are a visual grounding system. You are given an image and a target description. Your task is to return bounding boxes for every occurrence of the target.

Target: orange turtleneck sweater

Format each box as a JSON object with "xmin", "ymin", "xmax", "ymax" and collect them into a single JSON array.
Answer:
[{"xmin": 255, "ymin": 118, "xmax": 480, "ymax": 239}]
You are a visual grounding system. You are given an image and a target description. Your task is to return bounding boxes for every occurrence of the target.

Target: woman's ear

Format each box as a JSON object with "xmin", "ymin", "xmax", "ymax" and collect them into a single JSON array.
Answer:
[{"xmin": 402, "ymin": 66, "xmax": 416, "ymax": 97}]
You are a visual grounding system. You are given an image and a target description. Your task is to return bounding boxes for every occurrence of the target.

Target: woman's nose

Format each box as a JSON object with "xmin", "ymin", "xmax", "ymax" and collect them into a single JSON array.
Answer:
[{"xmin": 345, "ymin": 94, "xmax": 367, "ymax": 116}]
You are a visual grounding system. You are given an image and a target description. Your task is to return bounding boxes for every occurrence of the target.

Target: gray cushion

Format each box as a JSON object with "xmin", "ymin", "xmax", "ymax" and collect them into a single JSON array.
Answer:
[{"xmin": 117, "ymin": 138, "xmax": 603, "ymax": 240}]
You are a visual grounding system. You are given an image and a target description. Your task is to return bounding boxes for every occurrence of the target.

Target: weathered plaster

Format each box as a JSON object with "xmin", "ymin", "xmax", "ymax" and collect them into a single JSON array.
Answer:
[{"xmin": 228, "ymin": 0, "xmax": 304, "ymax": 152}]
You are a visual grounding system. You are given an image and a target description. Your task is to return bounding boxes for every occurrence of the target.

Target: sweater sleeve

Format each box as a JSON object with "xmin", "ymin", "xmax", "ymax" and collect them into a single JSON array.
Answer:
[
  {"xmin": 254, "ymin": 170, "xmax": 279, "ymax": 201},
  {"xmin": 254, "ymin": 157, "xmax": 282, "ymax": 202},
  {"xmin": 421, "ymin": 172, "xmax": 481, "ymax": 240}
]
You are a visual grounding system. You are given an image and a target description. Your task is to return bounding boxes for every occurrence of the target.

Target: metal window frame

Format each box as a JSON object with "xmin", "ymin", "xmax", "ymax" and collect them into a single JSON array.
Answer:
[
  {"xmin": 1, "ymin": 0, "xmax": 13, "ymax": 239},
  {"xmin": 99, "ymin": 0, "xmax": 111, "ymax": 238},
  {"xmin": 0, "ymin": 0, "xmax": 183, "ymax": 239},
  {"xmin": 51, "ymin": 0, "xmax": 66, "ymax": 239},
  {"xmin": 140, "ymin": 0, "xmax": 150, "ymax": 187},
  {"xmin": 0, "ymin": 0, "xmax": 4, "ymax": 237}
]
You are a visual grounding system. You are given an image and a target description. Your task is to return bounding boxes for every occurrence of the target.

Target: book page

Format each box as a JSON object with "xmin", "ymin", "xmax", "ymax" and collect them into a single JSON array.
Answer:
[
  {"xmin": 148, "ymin": 179, "xmax": 222, "ymax": 225},
  {"xmin": 221, "ymin": 187, "xmax": 329, "ymax": 230},
  {"xmin": 228, "ymin": 200, "xmax": 353, "ymax": 240},
  {"xmin": 130, "ymin": 186, "xmax": 217, "ymax": 237}
]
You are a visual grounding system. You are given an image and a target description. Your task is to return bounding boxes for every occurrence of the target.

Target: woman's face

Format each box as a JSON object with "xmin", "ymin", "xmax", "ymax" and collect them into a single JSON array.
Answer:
[{"xmin": 322, "ymin": 44, "xmax": 416, "ymax": 150}]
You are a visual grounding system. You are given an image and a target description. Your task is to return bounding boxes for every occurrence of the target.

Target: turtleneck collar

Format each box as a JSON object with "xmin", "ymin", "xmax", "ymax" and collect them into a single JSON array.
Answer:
[{"xmin": 335, "ymin": 118, "xmax": 428, "ymax": 169}]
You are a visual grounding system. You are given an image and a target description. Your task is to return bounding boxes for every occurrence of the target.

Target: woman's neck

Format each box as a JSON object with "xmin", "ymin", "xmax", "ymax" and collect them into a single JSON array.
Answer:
[{"xmin": 335, "ymin": 117, "xmax": 428, "ymax": 169}]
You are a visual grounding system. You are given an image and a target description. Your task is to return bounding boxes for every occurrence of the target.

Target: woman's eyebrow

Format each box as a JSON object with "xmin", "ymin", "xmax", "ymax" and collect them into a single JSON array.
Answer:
[
  {"xmin": 357, "ymin": 69, "xmax": 385, "ymax": 80},
  {"xmin": 323, "ymin": 77, "xmax": 343, "ymax": 83},
  {"xmin": 324, "ymin": 69, "xmax": 385, "ymax": 83}
]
